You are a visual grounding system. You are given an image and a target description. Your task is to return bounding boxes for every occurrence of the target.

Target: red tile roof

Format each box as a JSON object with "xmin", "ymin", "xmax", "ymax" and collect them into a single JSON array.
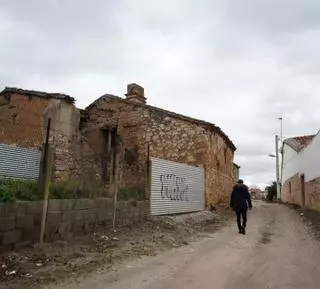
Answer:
[{"xmin": 284, "ymin": 135, "xmax": 315, "ymax": 152}]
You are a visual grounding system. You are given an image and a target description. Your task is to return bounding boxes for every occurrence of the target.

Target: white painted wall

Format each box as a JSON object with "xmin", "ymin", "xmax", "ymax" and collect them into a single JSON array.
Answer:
[
  {"xmin": 282, "ymin": 144, "xmax": 300, "ymax": 184},
  {"xmin": 282, "ymin": 131, "xmax": 320, "ymax": 183},
  {"xmin": 301, "ymin": 131, "xmax": 320, "ymax": 182}
]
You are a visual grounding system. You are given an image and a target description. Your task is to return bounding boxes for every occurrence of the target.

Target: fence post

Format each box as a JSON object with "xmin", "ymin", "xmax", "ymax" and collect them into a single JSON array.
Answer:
[
  {"xmin": 40, "ymin": 145, "xmax": 53, "ymax": 243},
  {"xmin": 39, "ymin": 118, "xmax": 51, "ymax": 190},
  {"xmin": 146, "ymin": 144, "xmax": 151, "ymax": 200}
]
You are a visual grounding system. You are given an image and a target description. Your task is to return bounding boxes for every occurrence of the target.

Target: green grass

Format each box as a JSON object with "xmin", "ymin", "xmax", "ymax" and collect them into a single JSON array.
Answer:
[{"xmin": 0, "ymin": 178, "xmax": 146, "ymax": 203}]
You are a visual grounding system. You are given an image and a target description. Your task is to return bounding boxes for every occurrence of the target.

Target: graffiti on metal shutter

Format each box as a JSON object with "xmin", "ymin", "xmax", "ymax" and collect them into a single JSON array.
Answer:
[{"xmin": 160, "ymin": 174, "xmax": 190, "ymax": 202}]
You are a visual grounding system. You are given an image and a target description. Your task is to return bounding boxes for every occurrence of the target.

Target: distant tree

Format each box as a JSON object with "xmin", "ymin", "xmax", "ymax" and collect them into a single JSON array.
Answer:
[{"xmin": 265, "ymin": 182, "xmax": 277, "ymax": 201}]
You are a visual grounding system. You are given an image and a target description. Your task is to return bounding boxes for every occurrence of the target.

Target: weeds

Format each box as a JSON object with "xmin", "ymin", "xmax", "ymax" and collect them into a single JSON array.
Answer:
[{"xmin": 0, "ymin": 178, "xmax": 146, "ymax": 203}]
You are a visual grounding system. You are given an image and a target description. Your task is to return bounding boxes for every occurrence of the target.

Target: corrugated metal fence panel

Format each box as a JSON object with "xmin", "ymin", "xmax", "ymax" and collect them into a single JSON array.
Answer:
[
  {"xmin": 151, "ymin": 158, "xmax": 205, "ymax": 216},
  {"xmin": 0, "ymin": 144, "xmax": 41, "ymax": 180}
]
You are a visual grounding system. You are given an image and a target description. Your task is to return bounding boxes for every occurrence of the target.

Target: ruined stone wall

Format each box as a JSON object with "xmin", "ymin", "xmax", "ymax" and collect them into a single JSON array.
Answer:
[
  {"xmin": 84, "ymin": 96, "xmax": 235, "ymax": 205},
  {"xmin": 139, "ymin": 108, "xmax": 235, "ymax": 205},
  {"xmin": 45, "ymin": 100, "xmax": 101, "ymax": 183},
  {"xmin": 83, "ymin": 97, "xmax": 147, "ymax": 189},
  {"xmin": 0, "ymin": 93, "xmax": 49, "ymax": 148}
]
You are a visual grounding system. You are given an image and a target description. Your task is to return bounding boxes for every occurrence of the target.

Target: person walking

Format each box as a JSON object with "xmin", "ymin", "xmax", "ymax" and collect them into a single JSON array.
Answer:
[{"xmin": 230, "ymin": 179, "xmax": 252, "ymax": 234}]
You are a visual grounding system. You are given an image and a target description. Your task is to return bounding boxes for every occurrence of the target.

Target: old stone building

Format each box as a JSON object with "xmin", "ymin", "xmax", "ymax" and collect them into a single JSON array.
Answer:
[
  {"xmin": 0, "ymin": 87, "xmax": 98, "ymax": 182},
  {"xmin": 81, "ymin": 84, "xmax": 237, "ymax": 205},
  {"xmin": 0, "ymin": 84, "xmax": 237, "ymax": 206}
]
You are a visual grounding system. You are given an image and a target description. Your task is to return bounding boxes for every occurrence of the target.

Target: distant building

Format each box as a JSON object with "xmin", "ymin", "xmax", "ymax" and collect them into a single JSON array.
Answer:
[{"xmin": 233, "ymin": 163, "xmax": 240, "ymax": 182}]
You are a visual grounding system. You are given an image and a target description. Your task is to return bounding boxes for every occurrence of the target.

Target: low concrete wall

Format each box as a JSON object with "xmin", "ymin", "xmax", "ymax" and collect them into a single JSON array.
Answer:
[{"xmin": 0, "ymin": 198, "xmax": 150, "ymax": 252}]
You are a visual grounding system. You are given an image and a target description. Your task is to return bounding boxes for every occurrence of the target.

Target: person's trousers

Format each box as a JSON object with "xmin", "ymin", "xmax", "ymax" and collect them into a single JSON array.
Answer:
[{"xmin": 235, "ymin": 208, "xmax": 247, "ymax": 231}]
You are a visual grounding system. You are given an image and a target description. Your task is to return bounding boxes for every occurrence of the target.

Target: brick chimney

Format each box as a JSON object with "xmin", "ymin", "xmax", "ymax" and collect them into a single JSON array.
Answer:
[{"xmin": 125, "ymin": 83, "xmax": 147, "ymax": 105}]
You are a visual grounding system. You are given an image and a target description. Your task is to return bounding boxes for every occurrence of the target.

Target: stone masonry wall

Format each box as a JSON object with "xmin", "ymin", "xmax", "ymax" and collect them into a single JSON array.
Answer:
[
  {"xmin": 0, "ymin": 199, "xmax": 149, "ymax": 253},
  {"xmin": 44, "ymin": 100, "xmax": 101, "ymax": 182},
  {"xmin": 83, "ymin": 97, "xmax": 147, "ymax": 189},
  {"xmin": 84, "ymin": 96, "xmax": 236, "ymax": 205},
  {"xmin": 140, "ymin": 108, "xmax": 235, "ymax": 205}
]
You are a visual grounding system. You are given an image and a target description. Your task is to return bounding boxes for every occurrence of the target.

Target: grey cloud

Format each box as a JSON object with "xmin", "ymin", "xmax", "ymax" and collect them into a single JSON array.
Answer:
[
  {"xmin": 1, "ymin": 0, "xmax": 320, "ymax": 187},
  {"xmin": 220, "ymin": 0, "xmax": 320, "ymax": 37}
]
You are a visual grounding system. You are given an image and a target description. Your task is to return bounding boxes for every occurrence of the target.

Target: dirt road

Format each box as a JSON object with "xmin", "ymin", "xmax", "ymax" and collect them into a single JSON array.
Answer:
[{"xmin": 51, "ymin": 202, "xmax": 320, "ymax": 289}]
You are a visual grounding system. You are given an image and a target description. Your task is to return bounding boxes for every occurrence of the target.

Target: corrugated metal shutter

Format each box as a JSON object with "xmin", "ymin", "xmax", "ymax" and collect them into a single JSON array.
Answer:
[
  {"xmin": 0, "ymin": 144, "xmax": 41, "ymax": 180},
  {"xmin": 151, "ymin": 158, "xmax": 205, "ymax": 216}
]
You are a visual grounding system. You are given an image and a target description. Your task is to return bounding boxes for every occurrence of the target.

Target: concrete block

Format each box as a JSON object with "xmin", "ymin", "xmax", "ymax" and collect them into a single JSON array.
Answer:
[
  {"xmin": 0, "ymin": 203, "xmax": 6, "ymax": 217},
  {"xmin": 2, "ymin": 230, "xmax": 22, "ymax": 245},
  {"xmin": 23, "ymin": 227, "xmax": 40, "ymax": 241},
  {"xmin": 94, "ymin": 198, "xmax": 112, "ymax": 208},
  {"xmin": 25, "ymin": 201, "xmax": 43, "ymax": 214},
  {"xmin": 0, "ymin": 244, "xmax": 13, "ymax": 253},
  {"xmin": 48, "ymin": 199, "xmax": 69, "ymax": 211},
  {"xmin": 62, "ymin": 210, "xmax": 77, "ymax": 222},
  {"xmin": 46, "ymin": 212, "xmax": 63, "ymax": 230},
  {"xmin": 15, "ymin": 202, "xmax": 28, "ymax": 215},
  {"xmin": 4, "ymin": 203, "xmax": 17, "ymax": 216},
  {"xmin": 72, "ymin": 220, "xmax": 85, "ymax": 235},
  {"xmin": 97, "ymin": 209, "xmax": 107, "ymax": 222},
  {"xmin": 14, "ymin": 240, "xmax": 33, "ymax": 250},
  {"xmin": 74, "ymin": 199, "xmax": 95, "ymax": 210},
  {"xmin": 0, "ymin": 216, "xmax": 16, "ymax": 232},
  {"xmin": 33, "ymin": 213, "xmax": 42, "ymax": 226},
  {"xmin": 16, "ymin": 215, "xmax": 34, "ymax": 229},
  {"xmin": 58, "ymin": 222, "xmax": 73, "ymax": 240}
]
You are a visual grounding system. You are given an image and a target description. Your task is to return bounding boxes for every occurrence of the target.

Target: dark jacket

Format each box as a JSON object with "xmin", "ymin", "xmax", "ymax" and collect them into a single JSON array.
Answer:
[{"xmin": 230, "ymin": 184, "xmax": 252, "ymax": 211}]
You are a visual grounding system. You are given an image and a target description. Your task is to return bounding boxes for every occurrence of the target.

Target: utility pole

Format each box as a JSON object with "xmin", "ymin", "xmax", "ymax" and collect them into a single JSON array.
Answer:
[
  {"xmin": 278, "ymin": 117, "xmax": 283, "ymax": 199},
  {"xmin": 275, "ymin": 135, "xmax": 281, "ymax": 200},
  {"xmin": 278, "ymin": 117, "xmax": 283, "ymax": 143}
]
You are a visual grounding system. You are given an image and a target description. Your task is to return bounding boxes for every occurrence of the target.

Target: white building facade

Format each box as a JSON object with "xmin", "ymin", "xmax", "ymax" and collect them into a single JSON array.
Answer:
[{"xmin": 282, "ymin": 132, "xmax": 320, "ymax": 210}]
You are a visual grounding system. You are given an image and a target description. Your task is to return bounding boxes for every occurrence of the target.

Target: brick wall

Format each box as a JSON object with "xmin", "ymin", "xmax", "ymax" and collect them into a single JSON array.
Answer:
[
  {"xmin": 305, "ymin": 177, "xmax": 320, "ymax": 211},
  {"xmin": 0, "ymin": 199, "xmax": 149, "ymax": 252},
  {"xmin": 0, "ymin": 93, "xmax": 49, "ymax": 148},
  {"xmin": 282, "ymin": 174, "xmax": 320, "ymax": 211},
  {"xmin": 282, "ymin": 174, "xmax": 302, "ymax": 206}
]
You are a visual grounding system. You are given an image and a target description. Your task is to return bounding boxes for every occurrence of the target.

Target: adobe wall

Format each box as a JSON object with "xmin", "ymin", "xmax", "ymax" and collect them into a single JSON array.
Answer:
[{"xmin": 0, "ymin": 93, "xmax": 49, "ymax": 148}]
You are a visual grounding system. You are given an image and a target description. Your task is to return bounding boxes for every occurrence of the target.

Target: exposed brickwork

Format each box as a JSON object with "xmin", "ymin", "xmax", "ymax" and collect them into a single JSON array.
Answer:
[
  {"xmin": 305, "ymin": 177, "xmax": 320, "ymax": 211},
  {"xmin": 0, "ymin": 93, "xmax": 49, "ymax": 148},
  {"xmin": 282, "ymin": 174, "xmax": 302, "ymax": 206},
  {"xmin": 0, "ymin": 88, "xmax": 74, "ymax": 149}
]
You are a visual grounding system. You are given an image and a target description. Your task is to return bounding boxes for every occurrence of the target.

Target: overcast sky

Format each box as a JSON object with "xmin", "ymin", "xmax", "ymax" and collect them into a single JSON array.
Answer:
[{"xmin": 1, "ymin": 0, "xmax": 320, "ymax": 188}]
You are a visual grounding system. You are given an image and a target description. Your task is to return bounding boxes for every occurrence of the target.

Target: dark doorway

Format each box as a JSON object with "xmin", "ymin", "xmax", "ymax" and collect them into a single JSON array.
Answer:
[
  {"xmin": 101, "ymin": 128, "xmax": 117, "ymax": 184},
  {"xmin": 300, "ymin": 174, "xmax": 306, "ymax": 207}
]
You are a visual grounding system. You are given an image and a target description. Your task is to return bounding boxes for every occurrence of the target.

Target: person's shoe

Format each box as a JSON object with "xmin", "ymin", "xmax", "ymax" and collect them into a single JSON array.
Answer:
[{"xmin": 242, "ymin": 227, "xmax": 246, "ymax": 235}]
